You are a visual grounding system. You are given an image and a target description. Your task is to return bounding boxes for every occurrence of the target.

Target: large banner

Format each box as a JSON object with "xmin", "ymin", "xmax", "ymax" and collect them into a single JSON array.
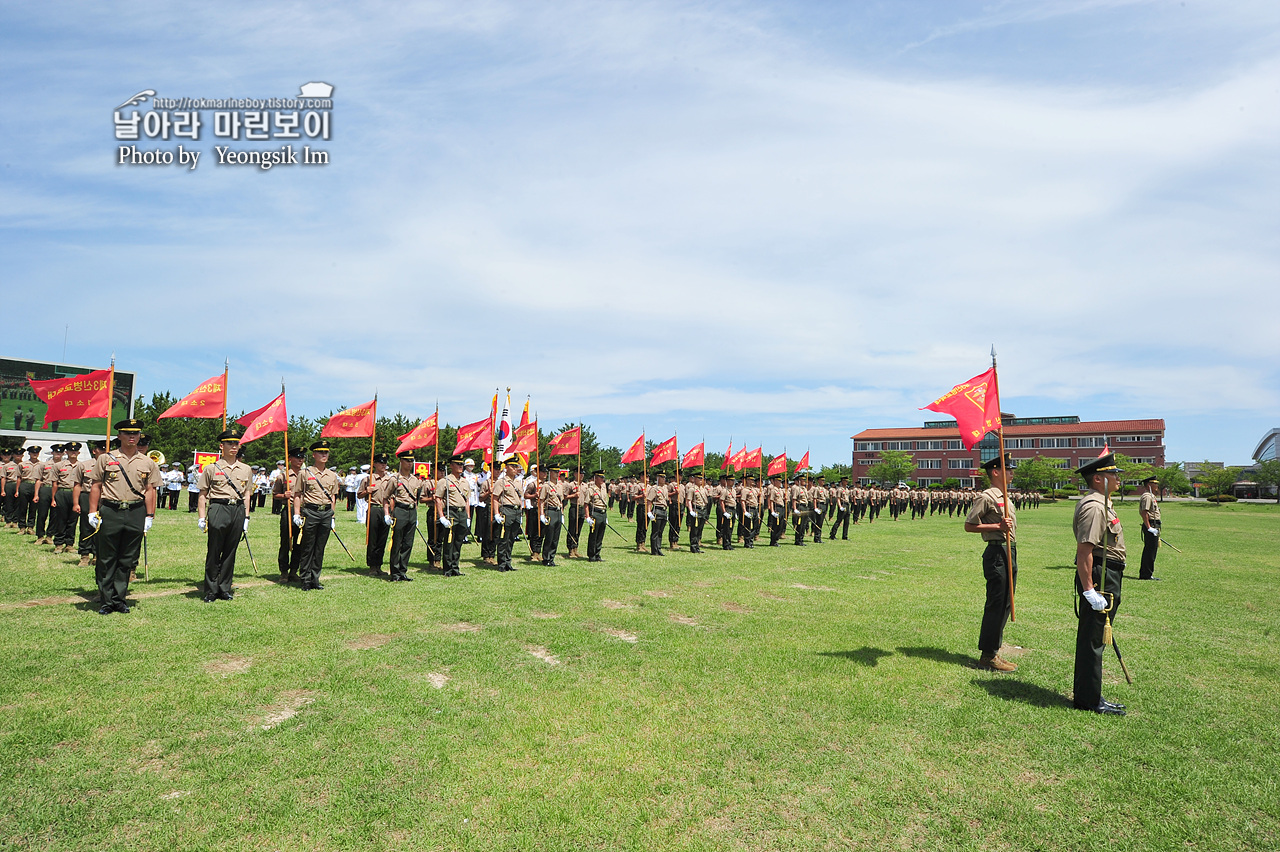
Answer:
[{"xmin": 0, "ymin": 356, "xmax": 134, "ymax": 437}]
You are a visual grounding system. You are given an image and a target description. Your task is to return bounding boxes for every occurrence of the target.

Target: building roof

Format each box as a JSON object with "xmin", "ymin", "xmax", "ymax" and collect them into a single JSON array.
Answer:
[
  {"xmin": 1253, "ymin": 428, "xmax": 1279, "ymax": 463},
  {"xmin": 851, "ymin": 419, "xmax": 1165, "ymax": 441}
]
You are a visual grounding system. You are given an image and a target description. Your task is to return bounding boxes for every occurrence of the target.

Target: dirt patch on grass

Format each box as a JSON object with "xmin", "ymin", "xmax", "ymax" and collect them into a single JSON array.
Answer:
[
  {"xmin": 255, "ymin": 689, "xmax": 318, "ymax": 730},
  {"xmin": 669, "ymin": 614, "xmax": 699, "ymax": 626},
  {"xmin": 644, "ymin": 590, "xmax": 671, "ymax": 598},
  {"xmin": 999, "ymin": 644, "xmax": 1027, "ymax": 658},
  {"xmin": 601, "ymin": 599, "xmax": 634, "ymax": 609},
  {"xmin": 525, "ymin": 645, "xmax": 560, "ymax": 665},
  {"xmin": 443, "ymin": 622, "xmax": 483, "ymax": 632},
  {"xmin": 5, "ymin": 595, "xmax": 85, "ymax": 609},
  {"xmin": 529, "ymin": 611, "xmax": 560, "ymax": 619},
  {"xmin": 721, "ymin": 602, "xmax": 752, "ymax": 614},
  {"xmin": 426, "ymin": 673, "xmax": 449, "ymax": 689},
  {"xmin": 791, "ymin": 583, "xmax": 836, "ymax": 591},
  {"xmin": 346, "ymin": 634, "xmax": 393, "ymax": 650},
  {"xmin": 204, "ymin": 655, "xmax": 252, "ymax": 677},
  {"xmin": 856, "ymin": 575, "xmax": 880, "ymax": 580},
  {"xmin": 601, "ymin": 627, "xmax": 639, "ymax": 643},
  {"xmin": 159, "ymin": 790, "xmax": 190, "ymax": 800}
]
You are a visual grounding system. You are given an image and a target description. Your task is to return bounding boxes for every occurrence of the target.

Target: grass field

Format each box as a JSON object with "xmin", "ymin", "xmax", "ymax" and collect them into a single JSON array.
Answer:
[{"xmin": 1, "ymin": 499, "xmax": 1277, "ymax": 851}]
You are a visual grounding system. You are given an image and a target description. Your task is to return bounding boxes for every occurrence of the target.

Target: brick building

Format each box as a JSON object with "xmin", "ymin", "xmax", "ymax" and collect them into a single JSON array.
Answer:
[{"xmin": 850, "ymin": 415, "xmax": 1166, "ymax": 487}]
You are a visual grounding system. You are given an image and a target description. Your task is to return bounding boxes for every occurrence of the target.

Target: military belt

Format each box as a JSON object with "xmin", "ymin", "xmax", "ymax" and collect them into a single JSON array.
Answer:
[
  {"xmin": 209, "ymin": 498, "xmax": 237, "ymax": 505},
  {"xmin": 101, "ymin": 499, "xmax": 144, "ymax": 511}
]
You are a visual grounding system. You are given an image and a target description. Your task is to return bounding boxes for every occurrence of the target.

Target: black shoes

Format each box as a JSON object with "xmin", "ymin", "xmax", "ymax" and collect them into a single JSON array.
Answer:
[
  {"xmin": 217, "ymin": 593, "xmax": 233, "ymax": 601},
  {"xmin": 113, "ymin": 603, "xmax": 130, "ymax": 614},
  {"xmin": 203, "ymin": 595, "xmax": 216, "ymax": 603},
  {"xmin": 1075, "ymin": 699, "xmax": 1126, "ymax": 716},
  {"xmin": 98, "ymin": 605, "xmax": 114, "ymax": 615}
]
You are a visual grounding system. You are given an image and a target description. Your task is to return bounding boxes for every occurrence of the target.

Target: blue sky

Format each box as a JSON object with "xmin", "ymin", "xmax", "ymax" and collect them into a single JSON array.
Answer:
[{"xmin": 2, "ymin": 1, "xmax": 1277, "ymax": 465}]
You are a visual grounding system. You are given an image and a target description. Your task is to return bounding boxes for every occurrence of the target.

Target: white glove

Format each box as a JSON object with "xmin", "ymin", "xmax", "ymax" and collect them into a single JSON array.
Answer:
[
  {"xmin": 744, "ymin": 511, "xmax": 752, "ymax": 519},
  {"xmin": 646, "ymin": 512, "xmax": 654, "ymax": 521},
  {"xmin": 293, "ymin": 514, "xmax": 303, "ymax": 527},
  {"xmin": 585, "ymin": 517, "xmax": 594, "ymax": 526},
  {"xmin": 476, "ymin": 502, "xmax": 486, "ymax": 508},
  {"xmin": 144, "ymin": 516, "xmax": 154, "ymax": 533},
  {"xmin": 88, "ymin": 511, "xmax": 101, "ymax": 529},
  {"xmin": 540, "ymin": 515, "xmax": 549, "ymax": 525},
  {"xmin": 465, "ymin": 517, "xmax": 471, "ymax": 529},
  {"xmin": 385, "ymin": 514, "xmax": 393, "ymax": 525},
  {"xmin": 771, "ymin": 511, "xmax": 779, "ymax": 519},
  {"xmin": 439, "ymin": 516, "xmax": 452, "ymax": 528},
  {"xmin": 793, "ymin": 509, "xmax": 801, "ymax": 515},
  {"xmin": 1083, "ymin": 589, "xmax": 1108, "ymax": 611},
  {"xmin": 198, "ymin": 517, "xmax": 207, "ymax": 531},
  {"xmin": 330, "ymin": 518, "xmax": 336, "ymax": 530},
  {"xmin": 689, "ymin": 508, "xmax": 696, "ymax": 518},
  {"xmin": 243, "ymin": 518, "xmax": 250, "ymax": 532},
  {"xmin": 1147, "ymin": 527, "xmax": 1158, "ymax": 536},
  {"xmin": 496, "ymin": 515, "xmax": 505, "ymax": 525}
]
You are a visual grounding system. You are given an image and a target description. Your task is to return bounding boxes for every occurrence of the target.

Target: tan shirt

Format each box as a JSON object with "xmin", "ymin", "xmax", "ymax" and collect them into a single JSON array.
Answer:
[
  {"xmin": 582, "ymin": 482, "xmax": 609, "ymax": 511},
  {"xmin": 273, "ymin": 468, "xmax": 300, "ymax": 496},
  {"xmin": 200, "ymin": 459, "xmax": 254, "ymax": 502},
  {"xmin": 965, "ymin": 486, "xmax": 1017, "ymax": 542},
  {"xmin": 741, "ymin": 485, "xmax": 760, "ymax": 509},
  {"xmin": 492, "ymin": 476, "xmax": 524, "ymax": 509},
  {"xmin": 688, "ymin": 483, "xmax": 708, "ymax": 510},
  {"xmin": 293, "ymin": 465, "xmax": 340, "ymax": 506},
  {"xmin": 789, "ymin": 484, "xmax": 809, "ymax": 508},
  {"xmin": 646, "ymin": 483, "xmax": 668, "ymax": 508},
  {"xmin": 1139, "ymin": 492, "xmax": 1161, "ymax": 523},
  {"xmin": 1074, "ymin": 491, "xmax": 1126, "ymax": 563},
  {"xmin": 53, "ymin": 459, "xmax": 78, "ymax": 489},
  {"xmin": 436, "ymin": 473, "xmax": 470, "ymax": 510},
  {"xmin": 538, "ymin": 480, "xmax": 566, "ymax": 510},
  {"xmin": 382, "ymin": 471, "xmax": 426, "ymax": 505},
  {"xmin": 720, "ymin": 485, "xmax": 737, "ymax": 509},
  {"xmin": 90, "ymin": 451, "xmax": 163, "ymax": 502},
  {"xmin": 72, "ymin": 458, "xmax": 93, "ymax": 488},
  {"xmin": 20, "ymin": 458, "xmax": 41, "ymax": 483},
  {"xmin": 39, "ymin": 460, "xmax": 58, "ymax": 487}
]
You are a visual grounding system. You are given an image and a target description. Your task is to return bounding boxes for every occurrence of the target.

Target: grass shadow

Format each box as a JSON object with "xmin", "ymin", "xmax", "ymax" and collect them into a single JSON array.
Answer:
[
  {"xmin": 818, "ymin": 647, "xmax": 893, "ymax": 667},
  {"xmin": 1042, "ymin": 564, "xmax": 1076, "ymax": 571},
  {"xmin": 896, "ymin": 646, "xmax": 975, "ymax": 669},
  {"xmin": 972, "ymin": 678, "xmax": 1073, "ymax": 709}
]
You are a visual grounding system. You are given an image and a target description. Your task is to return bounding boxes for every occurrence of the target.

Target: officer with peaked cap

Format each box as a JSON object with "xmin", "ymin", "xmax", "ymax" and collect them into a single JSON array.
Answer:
[
  {"xmin": 964, "ymin": 453, "xmax": 1019, "ymax": 672},
  {"xmin": 581, "ymin": 468, "xmax": 610, "ymax": 562},
  {"xmin": 274, "ymin": 444, "xmax": 305, "ymax": 580},
  {"xmin": 17, "ymin": 445, "xmax": 41, "ymax": 533},
  {"xmin": 491, "ymin": 455, "xmax": 525, "ymax": 571},
  {"xmin": 1072, "ymin": 453, "xmax": 1127, "ymax": 716},
  {"xmin": 197, "ymin": 429, "xmax": 253, "ymax": 602},
  {"xmin": 435, "ymin": 454, "xmax": 471, "ymax": 576},
  {"xmin": 72, "ymin": 440, "xmax": 105, "ymax": 565},
  {"xmin": 51, "ymin": 442, "xmax": 80, "ymax": 553},
  {"xmin": 645, "ymin": 469, "xmax": 668, "ymax": 556},
  {"xmin": 292, "ymin": 439, "xmax": 341, "ymax": 590},
  {"xmin": 363, "ymin": 453, "xmax": 391, "ymax": 574},
  {"xmin": 1137, "ymin": 475, "xmax": 1162, "ymax": 580},
  {"xmin": 86, "ymin": 419, "xmax": 162, "ymax": 614},
  {"xmin": 382, "ymin": 451, "xmax": 427, "ymax": 581}
]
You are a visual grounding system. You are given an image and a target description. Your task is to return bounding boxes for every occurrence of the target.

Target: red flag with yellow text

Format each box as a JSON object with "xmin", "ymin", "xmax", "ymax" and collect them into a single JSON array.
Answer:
[
  {"xmin": 158, "ymin": 373, "xmax": 226, "ymax": 420},
  {"xmin": 321, "ymin": 399, "xmax": 377, "ymax": 438},
  {"xmin": 680, "ymin": 442, "xmax": 705, "ymax": 469},
  {"xmin": 766, "ymin": 453, "xmax": 787, "ymax": 476},
  {"xmin": 650, "ymin": 436, "xmax": 677, "ymax": 466},
  {"xmin": 453, "ymin": 417, "xmax": 494, "ymax": 454},
  {"xmin": 507, "ymin": 421, "xmax": 539, "ymax": 455},
  {"xmin": 396, "ymin": 412, "xmax": 438, "ymax": 454},
  {"xmin": 795, "ymin": 451, "xmax": 810, "ymax": 472},
  {"xmin": 720, "ymin": 441, "xmax": 732, "ymax": 471},
  {"xmin": 921, "ymin": 367, "xmax": 1001, "ymax": 451},
  {"xmin": 549, "ymin": 427, "xmax": 581, "ymax": 457},
  {"xmin": 740, "ymin": 447, "xmax": 763, "ymax": 470},
  {"xmin": 29, "ymin": 369, "xmax": 113, "ymax": 426},
  {"xmin": 620, "ymin": 433, "xmax": 646, "ymax": 465},
  {"xmin": 236, "ymin": 393, "xmax": 288, "ymax": 444},
  {"xmin": 727, "ymin": 445, "xmax": 749, "ymax": 471}
]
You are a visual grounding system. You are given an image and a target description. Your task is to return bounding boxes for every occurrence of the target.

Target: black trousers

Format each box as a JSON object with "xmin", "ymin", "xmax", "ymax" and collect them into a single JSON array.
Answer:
[
  {"xmin": 17, "ymin": 481, "xmax": 36, "ymax": 528},
  {"xmin": 740, "ymin": 509, "xmax": 757, "ymax": 547},
  {"xmin": 635, "ymin": 509, "xmax": 647, "ymax": 547},
  {"xmin": 95, "ymin": 503, "xmax": 145, "ymax": 607},
  {"xmin": 587, "ymin": 507, "xmax": 607, "ymax": 560},
  {"xmin": 979, "ymin": 541, "xmax": 1017, "ymax": 653},
  {"xmin": 477, "ymin": 505, "xmax": 495, "ymax": 559},
  {"xmin": 793, "ymin": 508, "xmax": 809, "ymax": 544},
  {"xmin": 442, "ymin": 507, "xmax": 467, "ymax": 575},
  {"xmin": 366, "ymin": 510, "xmax": 391, "ymax": 569},
  {"xmin": 204, "ymin": 501, "xmax": 244, "ymax": 597},
  {"xmin": 525, "ymin": 507, "xmax": 543, "ymax": 555},
  {"xmin": 496, "ymin": 506, "xmax": 520, "ymax": 570},
  {"xmin": 811, "ymin": 506, "xmax": 825, "ymax": 541},
  {"xmin": 167, "ymin": 490, "xmax": 180, "ymax": 510},
  {"xmin": 53, "ymin": 489, "xmax": 75, "ymax": 546},
  {"xmin": 297, "ymin": 504, "xmax": 333, "ymax": 588},
  {"xmin": 1074, "ymin": 559, "xmax": 1124, "ymax": 709},
  {"xmin": 278, "ymin": 508, "xmax": 301, "ymax": 576},
  {"xmin": 667, "ymin": 505, "xmax": 681, "ymax": 546},
  {"xmin": 541, "ymin": 507, "xmax": 563, "ymax": 563},
  {"xmin": 188, "ymin": 491, "xmax": 199, "ymax": 512},
  {"xmin": 649, "ymin": 507, "xmax": 666, "ymax": 554},
  {"xmin": 689, "ymin": 510, "xmax": 707, "ymax": 551},
  {"xmin": 565, "ymin": 504, "xmax": 582, "ymax": 552},
  {"xmin": 77, "ymin": 491, "xmax": 95, "ymax": 556},
  {"xmin": 717, "ymin": 508, "xmax": 735, "ymax": 548},
  {"xmin": 831, "ymin": 507, "xmax": 850, "ymax": 539},
  {"xmin": 768, "ymin": 510, "xmax": 784, "ymax": 545},
  {"xmin": 1139, "ymin": 521, "xmax": 1161, "ymax": 579},
  {"xmin": 388, "ymin": 503, "xmax": 417, "ymax": 578},
  {"xmin": 35, "ymin": 485, "xmax": 53, "ymax": 537}
]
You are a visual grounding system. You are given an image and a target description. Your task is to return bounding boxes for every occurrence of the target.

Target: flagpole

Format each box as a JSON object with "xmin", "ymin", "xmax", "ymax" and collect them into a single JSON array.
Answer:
[
  {"xmin": 535, "ymin": 411, "xmax": 542, "ymax": 543},
  {"xmin": 105, "ymin": 354, "xmax": 115, "ymax": 448},
  {"xmin": 991, "ymin": 345, "xmax": 1015, "ymax": 622},
  {"xmin": 366, "ymin": 392, "xmax": 377, "ymax": 547},
  {"xmin": 433, "ymin": 401, "xmax": 439, "ymax": 565},
  {"xmin": 282, "ymin": 380, "xmax": 292, "ymax": 561},
  {"xmin": 491, "ymin": 389, "xmax": 499, "ymax": 539},
  {"xmin": 221, "ymin": 357, "xmax": 229, "ymax": 431}
]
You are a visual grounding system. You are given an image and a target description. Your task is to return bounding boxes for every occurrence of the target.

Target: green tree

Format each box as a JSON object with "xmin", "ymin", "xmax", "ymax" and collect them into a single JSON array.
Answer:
[
  {"xmin": 1196, "ymin": 462, "xmax": 1241, "ymax": 503},
  {"xmin": 1113, "ymin": 453, "xmax": 1156, "ymax": 502},
  {"xmin": 1253, "ymin": 459, "xmax": 1280, "ymax": 503},
  {"xmin": 867, "ymin": 450, "xmax": 914, "ymax": 486},
  {"xmin": 1011, "ymin": 455, "xmax": 1058, "ymax": 491},
  {"xmin": 1155, "ymin": 462, "xmax": 1191, "ymax": 496}
]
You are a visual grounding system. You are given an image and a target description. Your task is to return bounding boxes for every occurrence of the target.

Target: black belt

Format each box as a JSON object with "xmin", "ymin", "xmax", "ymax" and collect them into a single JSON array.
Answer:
[
  {"xmin": 209, "ymin": 498, "xmax": 237, "ymax": 505},
  {"xmin": 395, "ymin": 502, "xmax": 415, "ymax": 509},
  {"xmin": 56, "ymin": 487, "xmax": 73, "ymax": 493},
  {"xmin": 304, "ymin": 502, "xmax": 330, "ymax": 509},
  {"xmin": 101, "ymin": 499, "xmax": 144, "ymax": 511}
]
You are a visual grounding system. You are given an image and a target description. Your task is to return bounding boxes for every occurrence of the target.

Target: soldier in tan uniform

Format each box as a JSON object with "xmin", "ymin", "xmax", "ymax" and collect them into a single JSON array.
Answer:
[
  {"xmin": 198, "ymin": 429, "xmax": 254, "ymax": 602},
  {"xmin": 491, "ymin": 456, "xmax": 525, "ymax": 571},
  {"xmin": 740, "ymin": 474, "xmax": 761, "ymax": 548},
  {"xmin": 434, "ymin": 454, "xmax": 471, "ymax": 576},
  {"xmin": 17, "ymin": 445, "xmax": 41, "ymax": 533},
  {"xmin": 686, "ymin": 471, "xmax": 709, "ymax": 553},
  {"xmin": 1137, "ymin": 476, "xmax": 1162, "ymax": 580},
  {"xmin": 362, "ymin": 453, "xmax": 391, "ymax": 575},
  {"xmin": 831, "ymin": 476, "xmax": 851, "ymax": 540},
  {"xmin": 86, "ymin": 419, "xmax": 162, "ymax": 614},
  {"xmin": 1072, "ymin": 453, "xmax": 1127, "ymax": 716},
  {"xmin": 645, "ymin": 470, "xmax": 669, "ymax": 555},
  {"xmin": 581, "ymin": 469, "xmax": 610, "ymax": 562},
  {"xmin": 789, "ymin": 474, "xmax": 811, "ymax": 545},
  {"xmin": 765, "ymin": 472, "xmax": 786, "ymax": 546},
  {"xmin": 964, "ymin": 454, "xmax": 1018, "ymax": 672},
  {"xmin": 808, "ymin": 477, "xmax": 827, "ymax": 544},
  {"xmin": 717, "ymin": 473, "xmax": 738, "ymax": 550},
  {"xmin": 564, "ymin": 469, "xmax": 584, "ymax": 558},
  {"xmin": 381, "ymin": 450, "xmax": 428, "ymax": 581},
  {"xmin": 51, "ymin": 443, "xmax": 80, "ymax": 553},
  {"xmin": 71, "ymin": 440, "xmax": 103, "ymax": 565},
  {"xmin": 291, "ymin": 440, "xmax": 341, "ymax": 590},
  {"xmin": 1, "ymin": 446, "xmax": 18, "ymax": 527},
  {"xmin": 524, "ymin": 465, "xmax": 543, "ymax": 557},
  {"xmin": 632, "ymin": 473, "xmax": 649, "ymax": 552},
  {"xmin": 274, "ymin": 445, "xmax": 304, "ymax": 579},
  {"xmin": 538, "ymin": 467, "xmax": 567, "ymax": 566},
  {"xmin": 666, "ymin": 474, "xmax": 684, "ymax": 551},
  {"xmin": 33, "ymin": 444, "xmax": 61, "ymax": 544}
]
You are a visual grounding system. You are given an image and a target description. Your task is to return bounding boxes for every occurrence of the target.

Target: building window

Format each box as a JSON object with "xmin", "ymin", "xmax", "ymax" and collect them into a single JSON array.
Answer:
[
  {"xmin": 917, "ymin": 459, "xmax": 941, "ymax": 469},
  {"xmin": 947, "ymin": 440, "xmax": 963, "ymax": 450},
  {"xmin": 855, "ymin": 442, "xmax": 881, "ymax": 452},
  {"xmin": 1049, "ymin": 438, "xmax": 1072, "ymax": 448},
  {"xmin": 948, "ymin": 458, "xmax": 973, "ymax": 469},
  {"xmin": 1005, "ymin": 439, "xmax": 1034, "ymax": 449},
  {"xmin": 858, "ymin": 459, "xmax": 874, "ymax": 466},
  {"xmin": 959, "ymin": 478, "xmax": 974, "ymax": 488},
  {"xmin": 919, "ymin": 478, "xmax": 940, "ymax": 486}
]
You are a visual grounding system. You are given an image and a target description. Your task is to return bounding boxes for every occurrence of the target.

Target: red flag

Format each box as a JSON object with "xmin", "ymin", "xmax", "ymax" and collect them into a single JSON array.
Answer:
[
  {"xmin": 680, "ymin": 442, "xmax": 705, "ymax": 469},
  {"xmin": 921, "ymin": 367, "xmax": 1001, "ymax": 451},
  {"xmin": 766, "ymin": 453, "xmax": 787, "ymax": 476},
  {"xmin": 650, "ymin": 436, "xmax": 677, "ymax": 466},
  {"xmin": 396, "ymin": 412, "xmax": 439, "ymax": 454},
  {"xmin": 549, "ymin": 426, "xmax": 581, "ymax": 457},
  {"xmin": 727, "ymin": 445, "xmax": 749, "ymax": 471},
  {"xmin": 740, "ymin": 447, "xmax": 763, "ymax": 469},
  {"xmin": 236, "ymin": 393, "xmax": 288, "ymax": 444},
  {"xmin": 620, "ymin": 433, "xmax": 646, "ymax": 464},
  {"xmin": 29, "ymin": 369, "xmax": 112, "ymax": 426},
  {"xmin": 795, "ymin": 451, "xmax": 810, "ymax": 472},
  {"xmin": 321, "ymin": 399, "xmax": 377, "ymax": 438},
  {"xmin": 720, "ymin": 441, "xmax": 732, "ymax": 471},
  {"xmin": 454, "ymin": 416, "xmax": 494, "ymax": 454},
  {"xmin": 507, "ymin": 421, "xmax": 539, "ymax": 455},
  {"xmin": 158, "ymin": 373, "xmax": 226, "ymax": 420}
]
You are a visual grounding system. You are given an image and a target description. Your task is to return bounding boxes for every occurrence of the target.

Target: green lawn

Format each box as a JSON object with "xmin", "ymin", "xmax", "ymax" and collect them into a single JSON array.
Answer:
[{"xmin": 1, "ymin": 500, "xmax": 1277, "ymax": 851}]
